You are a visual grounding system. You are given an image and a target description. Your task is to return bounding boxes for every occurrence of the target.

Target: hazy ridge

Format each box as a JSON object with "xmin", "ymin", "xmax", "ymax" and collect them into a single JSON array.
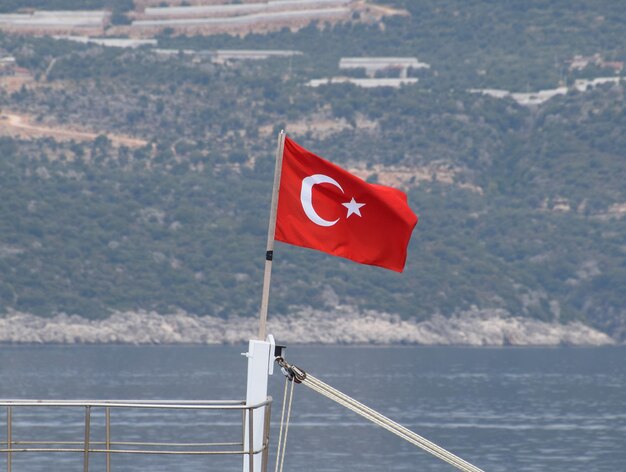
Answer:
[{"xmin": 1, "ymin": 0, "xmax": 624, "ymax": 343}]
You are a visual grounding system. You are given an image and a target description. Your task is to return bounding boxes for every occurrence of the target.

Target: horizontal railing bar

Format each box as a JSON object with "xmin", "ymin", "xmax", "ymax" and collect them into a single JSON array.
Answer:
[
  {"xmin": 0, "ymin": 449, "xmax": 86, "ymax": 453},
  {"xmin": 0, "ymin": 447, "xmax": 267, "ymax": 455},
  {"xmin": 9, "ymin": 441, "xmax": 88, "ymax": 446},
  {"xmin": 0, "ymin": 400, "xmax": 269, "ymax": 410},
  {"xmin": 0, "ymin": 399, "xmax": 245, "ymax": 405},
  {"xmin": 110, "ymin": 441, "xmax": 243, "ymax": 447},
  {"xmin": 92, "ymin": 449, "xmax": 267, "ymax": 455},
  {"xmin": 10, "ymin": 441, "xmax": 243, "ymax": 447}
]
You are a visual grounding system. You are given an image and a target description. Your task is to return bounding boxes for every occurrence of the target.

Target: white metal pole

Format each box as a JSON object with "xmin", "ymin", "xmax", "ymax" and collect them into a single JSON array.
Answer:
[
  {"xmin": 243, "ymin": 335, "xmax": 275, "ymax": 472},
  {"xmin": 258, "ymin": 130, "xmax": 286, "ymax": 340}
]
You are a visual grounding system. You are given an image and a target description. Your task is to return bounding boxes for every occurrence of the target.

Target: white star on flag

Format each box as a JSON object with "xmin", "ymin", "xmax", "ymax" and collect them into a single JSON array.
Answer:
[{"xmin": 342, "ymin": 197, "xmax": 365, "ymax": 218}]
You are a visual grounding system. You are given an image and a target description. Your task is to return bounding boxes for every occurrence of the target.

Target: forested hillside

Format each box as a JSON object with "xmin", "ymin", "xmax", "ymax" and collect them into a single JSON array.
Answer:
[{"xmin": 0, "ymin": 0, "xmax": 624, "ymax": 342}]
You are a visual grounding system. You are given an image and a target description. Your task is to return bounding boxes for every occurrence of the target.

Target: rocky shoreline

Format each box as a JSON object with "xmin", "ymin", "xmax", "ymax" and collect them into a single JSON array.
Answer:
[{"xmin": 0, "ymin": 306, "xmax": 616, "ymax": 346}]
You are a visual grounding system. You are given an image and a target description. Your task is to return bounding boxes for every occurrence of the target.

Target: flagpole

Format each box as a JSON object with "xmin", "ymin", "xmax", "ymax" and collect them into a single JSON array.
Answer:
[{"xmin": 258, "ymin": 130, "xmax": 286, "ymax": 340}]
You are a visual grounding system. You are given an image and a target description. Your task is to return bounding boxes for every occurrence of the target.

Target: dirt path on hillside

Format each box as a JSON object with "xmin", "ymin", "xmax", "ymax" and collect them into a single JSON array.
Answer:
[{"xmin": 0, "ymin": 112, "xmax": 148, "ymax": 148}]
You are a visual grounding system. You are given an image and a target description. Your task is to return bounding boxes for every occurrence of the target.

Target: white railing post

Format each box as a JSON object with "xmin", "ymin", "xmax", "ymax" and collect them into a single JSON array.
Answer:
[
  {"xmin": 83, "ymin": 406, "xmax": 91, "ymax": 472},
  {"xmin": 6, "ymin": 407, "xmax": 12, "ymax": 472},
  {"xmin": 106, "ymin": 406, "xmax": 111, "ymax": 472}
]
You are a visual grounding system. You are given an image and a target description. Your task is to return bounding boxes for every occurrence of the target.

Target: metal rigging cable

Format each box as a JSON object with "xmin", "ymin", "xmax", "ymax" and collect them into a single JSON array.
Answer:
[
  {"xmin": 276, "ymin": 357, "xmax": 485, "ymax": 472},
  {"xmin": 274, "ymin": 376, "xmax": 296, "ymax": 472}
]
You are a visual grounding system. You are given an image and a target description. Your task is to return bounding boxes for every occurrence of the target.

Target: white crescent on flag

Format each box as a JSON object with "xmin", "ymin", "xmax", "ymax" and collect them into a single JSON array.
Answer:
[
  {"xmin": 300, "ymin": 174, "xmax": 344, "ymax": 227},
  {"xmin": 300, "ymin": 174, "xmax": 366, "ymax": 227}
]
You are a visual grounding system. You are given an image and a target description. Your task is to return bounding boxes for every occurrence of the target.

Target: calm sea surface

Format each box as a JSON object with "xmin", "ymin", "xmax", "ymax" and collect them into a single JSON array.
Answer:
[{"xmin": 0, "ymin": 345, "xmax": 624, "ymax": 471}]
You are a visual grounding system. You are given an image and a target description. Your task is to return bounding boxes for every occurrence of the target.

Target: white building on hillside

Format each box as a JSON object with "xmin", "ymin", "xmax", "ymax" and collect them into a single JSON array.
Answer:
[{"xmin": 339, "ymin": 57, "xmax": 430, "ymax": 78}]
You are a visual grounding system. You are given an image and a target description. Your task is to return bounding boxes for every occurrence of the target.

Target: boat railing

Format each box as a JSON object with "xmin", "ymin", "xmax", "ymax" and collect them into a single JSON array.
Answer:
[{"xmin": 0, "ymin": 398, "xmax": 272, "ymax": 472}]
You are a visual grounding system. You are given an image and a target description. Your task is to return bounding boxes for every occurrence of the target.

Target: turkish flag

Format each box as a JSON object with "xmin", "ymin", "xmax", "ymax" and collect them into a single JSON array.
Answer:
[{"xmin": 275, "ymin": 136, "xmax": 418, "ymax": 272}]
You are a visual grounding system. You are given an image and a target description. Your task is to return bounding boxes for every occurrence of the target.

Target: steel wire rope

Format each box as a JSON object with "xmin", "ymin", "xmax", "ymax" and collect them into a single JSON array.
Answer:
[
  {"xmin": 302, "ymin": 376, "xmax": 484, "ymax": 472},
  {"xmin": 275, "ymin": 356, "xmax": 485, "ymax": 471},
  {"xmin": 274, "ymin": 376, "xmax": 290, "ymax": 472},
  {"xmin": 286, "ymin": 369, "xmax": 485, "ymax": 472},
  {"xmin": 275, "ymin": 377, "xmax": 296, "ymax": 472}
]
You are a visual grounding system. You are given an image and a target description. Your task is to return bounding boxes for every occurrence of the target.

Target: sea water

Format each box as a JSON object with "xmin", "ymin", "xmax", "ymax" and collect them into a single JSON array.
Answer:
[{"xmin": 0, "ymin": 345, "xmax": 624, "ymax": 471}]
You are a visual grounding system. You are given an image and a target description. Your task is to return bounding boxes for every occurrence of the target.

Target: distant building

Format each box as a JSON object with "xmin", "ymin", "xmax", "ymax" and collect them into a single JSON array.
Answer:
[
  {"xmin": 468, "ymin": 87, "xmax": 568, "ymax": 106},
  {"xmin": 573, "ymin": 77, "xmax": 622, "ymax": 92},
  {"xmin": 568, "ymin": 54, "xmax": 593, "ymax": 71},
  {"xmin": 131, "ymin": 6, "xmax": 351, "ymax": 32},
  {"xmin": 510, "ymin": 87, "xmax": 568, "ymax": 106},
  {"xmin": 142, "ymin": 0, "xmax": 352, "ymax": 19},
  {"xmin": 307, "ymin": 77, "xmax": 418, "ymax": 89},
  {"xmin": 0, "ymin": 55, "xmax": 16, "ymax": 65},
  {"xmin": 13, "ymin": 66, "xmax": 31, "ymax": 77},
  {"xmin": 568, "ymin": 53, "xmax": 624, "ymax": 73},
  {"xmin": 212, "ymin": 49, "xmax": 303, "ymax": 64},
  {"xmin": 53, "ymin": 36, "xmax": 157, "ymax": 49},
  {"xmin": 307, "ymin": 56, "xmax": 426, "ymax": 88},
  {"xmin": 602, "ymin": 61, "xmax": 624, "ymax": 73},
  {"xmin": 0, "ymin": 55, "xmax": 16, "ymax": 75},
  {"xmin": 151, "ymin": 48, "xmax": 303, "ymax": 64},
  {"xmin": 469, "ymin": 77, "xmax": 624, "ymax": 107},
  {"xmin": 0, "ymin": 10, "xmax": 109, "ymax": 35},
  {"xmin": 339, "ymin": 57, "xmax": 429, "ymax": 78}
]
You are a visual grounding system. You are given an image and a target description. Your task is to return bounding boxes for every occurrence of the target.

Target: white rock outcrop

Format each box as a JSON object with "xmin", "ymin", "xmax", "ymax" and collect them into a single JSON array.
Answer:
[{"xmin": 0, "ymin": 306, "xmax": 615, "ymax": 346}]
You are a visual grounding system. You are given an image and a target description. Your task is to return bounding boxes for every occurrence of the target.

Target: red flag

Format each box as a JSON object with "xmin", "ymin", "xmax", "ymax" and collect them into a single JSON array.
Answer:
[{"xmin": 275, "ymin": 136, "xmax": 418, "ymax": 272}]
